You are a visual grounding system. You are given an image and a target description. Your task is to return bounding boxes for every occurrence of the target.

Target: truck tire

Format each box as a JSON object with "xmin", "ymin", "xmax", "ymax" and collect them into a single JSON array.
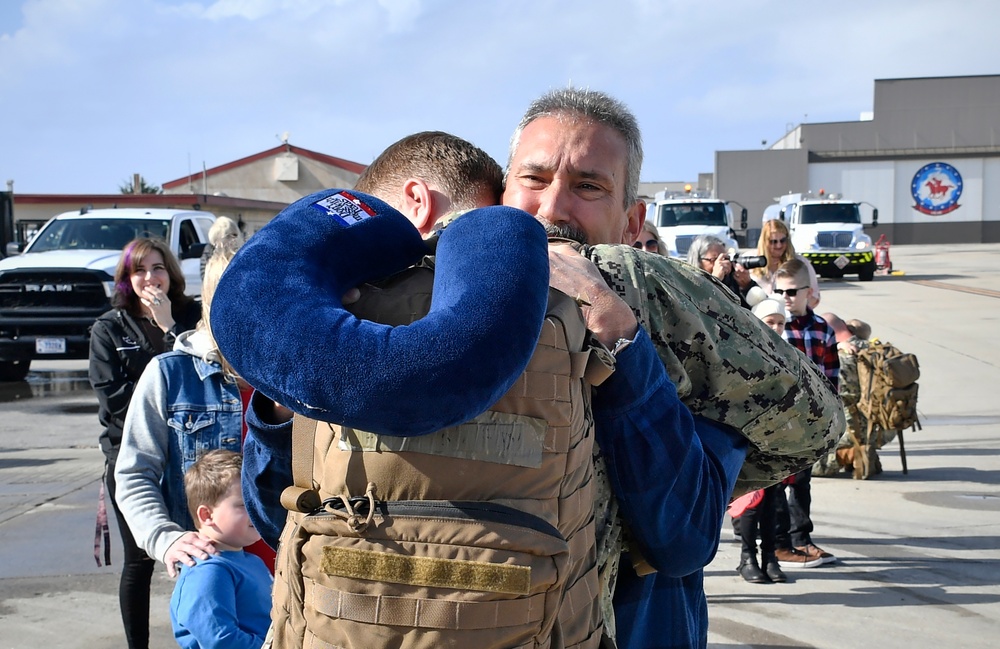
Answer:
[
  {"xmin": 859, "ymin": 260, "xmax": 876, "ymax": 282},
  {"xmin": 0, "ymin": 360, "xmax": 31, "ymax": 382}
]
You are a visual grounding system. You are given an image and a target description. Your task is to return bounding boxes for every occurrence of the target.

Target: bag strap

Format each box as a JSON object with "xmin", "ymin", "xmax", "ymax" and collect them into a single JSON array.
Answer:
[{"xmin": 280, "ymin": 414, "xmax": 322, "ymax": 513}]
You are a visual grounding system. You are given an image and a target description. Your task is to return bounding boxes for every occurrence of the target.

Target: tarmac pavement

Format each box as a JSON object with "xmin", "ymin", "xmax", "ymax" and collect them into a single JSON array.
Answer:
[{"xmin": 0, "ymin": 243, "xmax": 998, "ymax": 648}]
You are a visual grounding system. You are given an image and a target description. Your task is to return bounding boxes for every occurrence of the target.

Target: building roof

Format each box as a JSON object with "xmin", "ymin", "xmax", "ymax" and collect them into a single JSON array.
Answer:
[
  {"xmin": 161, "ymin": 144, "xmax": 366, "ymax": 191},
  {"xmin": 11, "ymin": 193, "xmax": 288, "ymax": 212}
]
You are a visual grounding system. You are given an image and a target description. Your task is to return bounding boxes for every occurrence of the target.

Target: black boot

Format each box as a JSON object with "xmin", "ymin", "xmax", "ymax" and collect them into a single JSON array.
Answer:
[
  {"xmin": 737, "ymin": 553, "xmax": 770, "ymax": 584},
  {"xmin": 763, "ymin": 554, "xmax": 787, "ymax": 583}
]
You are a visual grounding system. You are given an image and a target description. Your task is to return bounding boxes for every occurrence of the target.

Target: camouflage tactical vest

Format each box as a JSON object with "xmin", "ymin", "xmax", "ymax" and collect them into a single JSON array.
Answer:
[
  {"xmin": 271, "ymin": 261, "xmax": 609, "ymax": 649},
  {"xmin": 585, "ymin": 244, "xmax": 844, "ymax": 495}
]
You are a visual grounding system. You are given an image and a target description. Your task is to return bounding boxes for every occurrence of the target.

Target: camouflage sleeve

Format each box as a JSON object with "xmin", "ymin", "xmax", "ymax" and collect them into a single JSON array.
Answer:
[{"xmin": 584, "ymin": 244, "xmax": 844, "ymax": 494}]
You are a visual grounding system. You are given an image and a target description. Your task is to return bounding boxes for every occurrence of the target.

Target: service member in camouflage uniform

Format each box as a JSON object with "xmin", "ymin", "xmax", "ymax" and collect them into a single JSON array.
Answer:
[{"xmin": 504, "ymin": 88, "xmax": 842, "ymax": 649}]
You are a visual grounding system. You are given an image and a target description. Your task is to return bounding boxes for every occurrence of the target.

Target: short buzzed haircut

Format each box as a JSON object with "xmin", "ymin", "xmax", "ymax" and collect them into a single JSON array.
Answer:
[
  {"xmin": 775, "ymin": 257, "xmax": 811, "ymax": 287},
  {"xmin": 355, "ymin": 131, "xmax": 503, "ymax": 211},
  {"xmin": 507, "ymin": 88, "xmax": 644, "ymax": 209},
  {"xmin": 184, "ymin": 449, "xmax": 242, "ymax": 522}
]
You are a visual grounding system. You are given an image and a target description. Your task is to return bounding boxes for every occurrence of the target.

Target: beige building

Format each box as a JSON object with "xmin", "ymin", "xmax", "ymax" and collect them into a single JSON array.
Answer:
[
  {"xmin": 6, "ymin": 143, "xmax": 366, "ymax": 242},
  {"xmin": 716, "ymin": 74, "xmax": 1000, "ymax": 244},
  {"xmin": 162, "ymin": 143, "xmax": 365, "ymax": 224}
]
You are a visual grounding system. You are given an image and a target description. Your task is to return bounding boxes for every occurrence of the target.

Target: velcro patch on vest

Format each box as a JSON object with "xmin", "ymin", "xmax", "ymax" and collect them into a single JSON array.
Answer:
[
  {"xmin": 339, "ymin": 410, "xmax": 546, "ymax": 468},
  {"xmin": 320, "ymin": 546, "xmax": 531, "ymax": 595}
]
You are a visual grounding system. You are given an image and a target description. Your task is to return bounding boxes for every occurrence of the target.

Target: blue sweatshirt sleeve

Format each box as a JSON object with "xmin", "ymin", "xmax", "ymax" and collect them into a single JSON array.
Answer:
[
  {"xmin": 242, "ymin": 391, "xmax": 294, "ymax": 550},
  {"xmin": 593, "ymin": 327, "xmax": 748, "ymax": 576}
]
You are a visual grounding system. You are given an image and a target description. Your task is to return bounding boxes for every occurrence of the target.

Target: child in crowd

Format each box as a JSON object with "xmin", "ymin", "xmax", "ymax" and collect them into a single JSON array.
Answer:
[
  {"xmin": 170, "ymin": 450, "xmax": 271, "ymax": 649},
  {"xmin": 772, "ymin": 259, "xmax": 840, "ymax": 568},
  {"xmin": 733, "ymin": 298, "xmax": 789, "ymax": 583}
]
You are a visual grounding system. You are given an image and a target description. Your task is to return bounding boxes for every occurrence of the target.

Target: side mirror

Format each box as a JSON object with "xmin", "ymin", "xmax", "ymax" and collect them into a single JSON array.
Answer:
[
  {"xmin": 740, "ymin": 208, "xmax": 748, "ymax": 230},
  {"xmin": 5, "ymin": 242, "xmax": 24, "ymax": 256},
  {"xmin": 181, "ymin": 242, "xmax": 208, "ymax": 260},
  {"xmin": 778, "ymin": 208, "xmax": 786, "ymax": 222},
  {"xmin": 871, "ymin": 208, "xmax": 879, "ymax": 228}
]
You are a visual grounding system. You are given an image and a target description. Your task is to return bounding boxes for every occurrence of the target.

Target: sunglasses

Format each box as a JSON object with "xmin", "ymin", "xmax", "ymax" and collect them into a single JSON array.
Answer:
[
  {"xmin": 634, "ymin": 239, "xmax": 659, "ymax": 251},
  {"xmin": 773, "ymin": 286, "xmax": 807, "ymax": 297},
  {"xmin": 769, "ymin": 237, "xmax": 788, "ymax": 245}
]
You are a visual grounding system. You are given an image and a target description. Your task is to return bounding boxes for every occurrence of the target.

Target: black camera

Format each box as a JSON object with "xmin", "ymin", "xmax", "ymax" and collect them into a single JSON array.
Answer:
[{"xmin": 734, "ymin": 254, "xmax": 767, "ymax": 269}]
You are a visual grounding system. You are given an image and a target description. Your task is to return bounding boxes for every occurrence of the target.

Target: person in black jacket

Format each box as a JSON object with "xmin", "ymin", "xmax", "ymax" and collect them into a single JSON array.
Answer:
[{"xmin": 88, "ymin": 237, "xmax": 200, "ymax": 649}]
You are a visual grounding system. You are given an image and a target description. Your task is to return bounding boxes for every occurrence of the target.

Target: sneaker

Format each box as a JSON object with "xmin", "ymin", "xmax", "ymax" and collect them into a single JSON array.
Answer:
[
  {"xmin": 797, "ymin": 543, "xmax": 837, "ymax": 565},
  {"xmin": 774, "ymin": 547, "xmax": 824, "ymax": 568}
]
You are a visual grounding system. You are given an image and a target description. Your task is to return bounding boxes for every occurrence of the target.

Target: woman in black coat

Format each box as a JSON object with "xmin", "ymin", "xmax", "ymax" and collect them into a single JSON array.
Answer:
[{"xmin": 88, "ymin": 237, "xmax": 200, "ymax": 649}]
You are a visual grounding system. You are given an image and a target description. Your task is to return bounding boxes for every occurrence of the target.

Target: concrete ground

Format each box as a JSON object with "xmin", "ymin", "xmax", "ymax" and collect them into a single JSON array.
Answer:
[{"xmin": 0, "ymin": 243, "xmax": 998, "ymax": 648}]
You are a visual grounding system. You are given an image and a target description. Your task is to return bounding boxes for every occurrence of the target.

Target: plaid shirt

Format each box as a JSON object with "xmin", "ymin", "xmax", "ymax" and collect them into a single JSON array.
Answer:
[{"xmin": 784, "ymin": 309, "xmax": 840, "ymax": 392}]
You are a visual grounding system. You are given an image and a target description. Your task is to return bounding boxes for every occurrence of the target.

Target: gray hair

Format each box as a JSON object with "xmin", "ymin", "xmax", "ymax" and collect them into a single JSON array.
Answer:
[
  {"xmin": 507, "ymin": 88, "xmax": 643, "ymax": 209},
  {"xmin": 685, "ymin": 235, "xmax": 726, "ymax": 267}
]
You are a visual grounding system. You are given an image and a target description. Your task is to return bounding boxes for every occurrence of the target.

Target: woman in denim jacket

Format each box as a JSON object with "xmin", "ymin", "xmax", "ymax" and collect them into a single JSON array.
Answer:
[{"xmin": 115, "ymin": 246, "xmax": 243, "ymax": 578}]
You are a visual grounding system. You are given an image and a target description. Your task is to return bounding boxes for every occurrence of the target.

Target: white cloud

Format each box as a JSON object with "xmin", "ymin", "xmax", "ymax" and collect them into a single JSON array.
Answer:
[{"xmin": 2, "ymin": 0, "xmax": 999, "ymax": 191}]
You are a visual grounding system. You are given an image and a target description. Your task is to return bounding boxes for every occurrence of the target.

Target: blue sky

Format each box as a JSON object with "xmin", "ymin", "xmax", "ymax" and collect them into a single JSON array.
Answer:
[{"xmin": 2, "ymin": 0, "xmax": 998, "ymax": 194}]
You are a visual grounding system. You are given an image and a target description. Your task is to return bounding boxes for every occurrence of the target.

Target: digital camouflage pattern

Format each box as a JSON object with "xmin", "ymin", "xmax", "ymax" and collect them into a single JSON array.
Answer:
[
  {"xmin": 814, "ymin": 336, "xmax": 868, "ymax": 476},
  {"xmin": 584, "ymin": 244, "xmax": 844, "ymax": 495}
]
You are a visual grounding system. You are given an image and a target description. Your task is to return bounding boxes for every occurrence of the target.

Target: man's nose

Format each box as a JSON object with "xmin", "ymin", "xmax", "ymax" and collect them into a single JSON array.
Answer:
[{"xmin": 534, "ymin": 182, "xmax": 574, "ymax": 226}]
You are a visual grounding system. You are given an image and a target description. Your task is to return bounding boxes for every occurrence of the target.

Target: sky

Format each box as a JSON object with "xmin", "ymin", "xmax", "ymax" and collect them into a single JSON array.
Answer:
[{"xmin": 2, "ymin": 0, "xmax": 999, "ymax": 195}]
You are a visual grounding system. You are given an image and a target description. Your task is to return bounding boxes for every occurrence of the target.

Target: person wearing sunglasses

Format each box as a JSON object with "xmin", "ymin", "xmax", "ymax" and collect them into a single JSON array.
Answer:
[
  {"xmin": 752, "ymin": 219, "xmax": 820, "ymax": 307},
  {"xmin": 632, "ymin": 220, "xmax": 665, "ymax": 255}
]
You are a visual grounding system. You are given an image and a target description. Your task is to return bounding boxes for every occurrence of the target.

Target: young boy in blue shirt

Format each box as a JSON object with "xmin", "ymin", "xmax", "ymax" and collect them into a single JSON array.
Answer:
[{"xmin": 170, "ymin": 450, "xmax": 272, "ymax": 649}]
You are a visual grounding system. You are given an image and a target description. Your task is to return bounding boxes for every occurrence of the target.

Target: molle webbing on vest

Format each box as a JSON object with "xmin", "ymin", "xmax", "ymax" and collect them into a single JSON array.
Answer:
[
  {"xmin": 339, "ymin": 410, "xmax": 547, "ymax": 468},
  {"xmin": 321, "ymin": 546, "xmax": 532, "ymax": 595},
  {"xmin": 585, "ymin": 244, "xmax": 844, "ymax": 493},
  {"xmin": 307, "ymin": 581, "xmax": 548, "ymax": 630}
]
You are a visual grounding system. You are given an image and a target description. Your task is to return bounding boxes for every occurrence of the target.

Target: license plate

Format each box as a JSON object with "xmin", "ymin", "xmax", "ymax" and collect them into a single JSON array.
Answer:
[
  {"xmin": 36, "ymin": 337, "xmax": 67, "ymax": 354},
  {"xmin": 834, "ymin": 255, "xmax": 850, "ymax": 269}
]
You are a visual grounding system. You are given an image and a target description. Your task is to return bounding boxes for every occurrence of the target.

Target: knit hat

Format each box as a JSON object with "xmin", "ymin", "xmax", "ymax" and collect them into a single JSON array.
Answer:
[{"xmin": 752, "ymin": 298, "xmax": 787, "ymax": 323}]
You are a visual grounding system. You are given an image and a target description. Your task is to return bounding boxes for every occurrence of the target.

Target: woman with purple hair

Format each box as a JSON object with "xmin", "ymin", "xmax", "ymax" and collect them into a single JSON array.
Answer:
[{"xmin": 88, "ymin": 237, "xmax": 200, "ymax": 649}]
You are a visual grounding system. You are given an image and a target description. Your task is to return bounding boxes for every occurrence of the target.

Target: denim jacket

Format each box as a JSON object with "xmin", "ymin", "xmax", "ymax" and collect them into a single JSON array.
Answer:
[{"xmin": 114, "ymin": 329, "xmax": 243, "ymax": 564}]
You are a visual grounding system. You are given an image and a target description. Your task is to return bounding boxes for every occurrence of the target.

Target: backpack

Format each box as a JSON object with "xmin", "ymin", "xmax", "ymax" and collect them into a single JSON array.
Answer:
[
  {"xmin": 270, "ymin": 283, "xmax": 609, "ymax": 649},
  {"xmin": 856, "ymin": 341, "xmax": 922, "ymax": 442}
]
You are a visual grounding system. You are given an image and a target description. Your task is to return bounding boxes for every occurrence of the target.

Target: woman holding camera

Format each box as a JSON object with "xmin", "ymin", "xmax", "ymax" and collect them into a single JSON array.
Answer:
[
  {"xmin": 686, "ymin": 235, "xmax": 758, "ymax": 308},
  {"xmin": 752, "ymin": 219, "xmax": 821, "ymax": 308}
]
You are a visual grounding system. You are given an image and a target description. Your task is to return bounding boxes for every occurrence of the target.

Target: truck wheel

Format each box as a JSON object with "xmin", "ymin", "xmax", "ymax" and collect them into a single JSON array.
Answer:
[
  {"xmin": 0, "ymin": 360, "xmax": 31, "ymax": 382},
  {"xmin": 859, "ymin": 261, "xmax": 876, "ymax": 282}
]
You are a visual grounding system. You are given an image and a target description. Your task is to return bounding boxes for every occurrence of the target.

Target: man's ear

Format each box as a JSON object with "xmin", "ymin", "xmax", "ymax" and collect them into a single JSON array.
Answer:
[
  {"xmin": 622, "ymin": 200, "xmax": 646, "ymax": 245},
  {"xmin": 400, "ymin": 179, "xmax": 436, "ymax": 235}
]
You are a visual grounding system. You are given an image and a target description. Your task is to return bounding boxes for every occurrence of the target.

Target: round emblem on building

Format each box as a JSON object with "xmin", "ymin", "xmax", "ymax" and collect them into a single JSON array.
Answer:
[{"xmin": 911, "ymin": 162, "xmax": 963, "ymax": 215}]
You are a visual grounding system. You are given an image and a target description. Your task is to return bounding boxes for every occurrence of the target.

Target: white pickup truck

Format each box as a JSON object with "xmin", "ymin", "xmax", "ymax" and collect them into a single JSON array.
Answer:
[{"xmin": 0, "ymin": 207, "xmax": 216, "ymax": 381}]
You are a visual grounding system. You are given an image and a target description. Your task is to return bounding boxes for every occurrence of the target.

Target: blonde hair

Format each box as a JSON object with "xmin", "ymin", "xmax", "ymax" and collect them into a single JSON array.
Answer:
[
  {"xmin": 208, "ymin": 217, "xmax": 244, "ymax": 253},
  {"xmin": 200, "ymin": 244, "xmax": 239, "ymax": 377},
  {"xmin": 753, "ymin": 220, "xmax": 797, "ymax": 279},
  {"xmin": 636, "ymin": 220, "xmax": 665, "ymax": 255}
]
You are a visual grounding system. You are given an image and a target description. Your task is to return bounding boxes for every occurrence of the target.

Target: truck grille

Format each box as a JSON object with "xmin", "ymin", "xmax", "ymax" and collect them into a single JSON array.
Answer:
[
  {"xmin": 675, "ymin": 235, "xmax": 696, "ymax": 256},
  {"xmin": 816, "ymin": 232, "xmax": 853, "ymax": 248},
  {"xmin": 0, "ymin": 269, "xmax": 111, "ymax": 312}
]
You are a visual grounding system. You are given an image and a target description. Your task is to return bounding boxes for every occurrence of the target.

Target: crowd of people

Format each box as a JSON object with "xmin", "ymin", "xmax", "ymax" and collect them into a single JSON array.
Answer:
[{"xmin": 85, "ymin": 87, "xmax": 872, "ymax": 649}]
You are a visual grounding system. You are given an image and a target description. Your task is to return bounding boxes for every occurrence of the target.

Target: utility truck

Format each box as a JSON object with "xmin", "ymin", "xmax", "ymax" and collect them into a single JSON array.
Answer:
[
  {"xmin": 768, "ymin": 190, "xmax": 878, "ymax": 282},
  {"xmin": 645, "ymin": 187, "xmax": 747, "ymax": 259},
  {"xmin": 0, "ymin": 207, "xmax": 216, "ymax": 381}
]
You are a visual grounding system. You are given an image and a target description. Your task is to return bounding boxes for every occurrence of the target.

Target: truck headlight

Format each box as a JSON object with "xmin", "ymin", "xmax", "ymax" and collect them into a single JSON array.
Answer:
[{"xmin": 854, "ymin": 234, "xmax": 873, "ymax": 250}]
